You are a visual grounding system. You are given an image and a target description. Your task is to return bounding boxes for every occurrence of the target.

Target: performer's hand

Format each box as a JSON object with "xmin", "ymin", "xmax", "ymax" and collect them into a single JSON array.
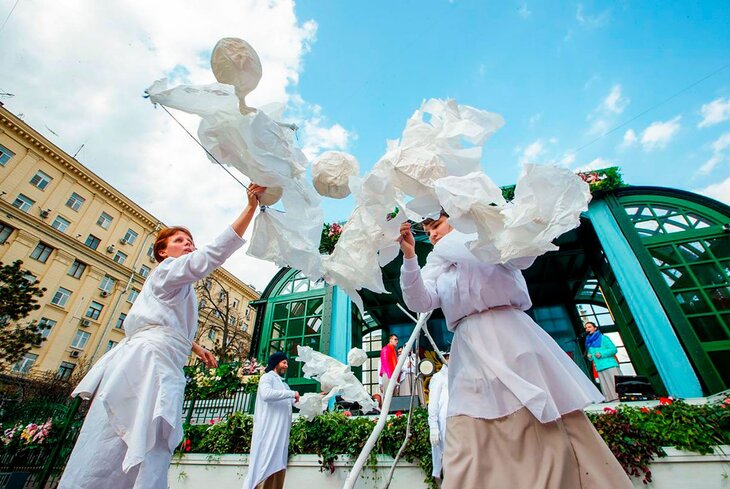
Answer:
[
  {"xmin": 246, "ymin": 183, "xmax": 267, "ymax": 209},
  {"xmin": 398, "ymin": 222, "xmax": 416, "ymax": 259},
  {"xmin": 429, "ymin": 429, "xmax": 440, "ymax": 446},
  {"xmin": 294, "ymin": 391, "xmax": 301, "ymax": 402},
  {"xmin": 193, "ymin": 344, "xmax": 218, "ymax": 368}
]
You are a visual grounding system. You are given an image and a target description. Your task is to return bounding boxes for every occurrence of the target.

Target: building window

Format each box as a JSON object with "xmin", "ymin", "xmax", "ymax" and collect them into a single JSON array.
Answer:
[
  {"xmin": 116, "ymin": 312, "xmax": 126, "ymax": 329},
  {"xmin": 232, "ymin": 299, "xmax": 240, "ymax": 309},
  {"xmin": 127, "ymin": 288, "xmax": 139, "ymax": 303},
  {"xmin": 68, "ymin": 259, "xmax": 87, "ymax": 279},
  {"xmin": 57, "ymin": 362, "xmax": 75, "ymax": 380},
  {"xmin": 100, "ymin": 275, "xmax": 115, "ymax": 293},
  {"xmin": 139, "ymin": 265, "xmax": 151, "ymax": 278},
  {"xmin": 51, "ymin": 215, "xmax": 70, "ymax": 233},
  {"xmin": 113, "ymin": 250, "xmax": 127, "ymax": 265},
  {"xmin": 0, "ymin": 144, "xmax": 15, "ymax": 165},
  {"xmin": 0, "ymin": 223, "xmax": 14, "ymax": 244},
  {"xmin": 106, "ymin": 340, "xmax": 118, "ymax": 352},
  {"xmin": 12, "ymin": 194, "xmax": 34, "ymax": 212},
  {"xmin": 623, "ymin": 203, "xmax": 718, "ymax": 238},
  {"xmin": 38, "ymin": 317, "xmax": 57, "ymax": 339},
  {"xmin": 84, "ymin": 234, "xmax": 101, "ymax": 250},
  {"xmin": 245, "ymin": 308, "xmax": 251, "ymax": 320},
  {"xmin": 122, "ymin": 229, "xmax": 138, "ymax": 245},
  {"xmin": 29, "ymin": 170, "xmax": 52, "ymax": 190},
  {"xmin": 97, "ymin": 212, "xmax": 113, "ymax": 229},
  {"xmin": 147, "ymin": 244, "xmax": 154, "ymax": 259},
  {"xmin": 208, "ymin": 329, "xmax": 217, "ymax": 341},
  {"xmin": 66, "ymin": 192, "xmax": 85, "ymax": 212},
  {"xmin": 70, "ymin": 330, "xmax": 91, "ymax": 349},
  {"xmin": 51, "ymin": 287, "xmax": 72, "ymax": 307},
  {"xmin": 30, "ymin": 242, "xmax": 54, "ymax": 263},
  {"xmin": 85, "ymin": 301, "xmax": 104, "ymax": 320},
  {"xmin": 12, "ymin": 353, "xmax": 38, "ymax": 373}
]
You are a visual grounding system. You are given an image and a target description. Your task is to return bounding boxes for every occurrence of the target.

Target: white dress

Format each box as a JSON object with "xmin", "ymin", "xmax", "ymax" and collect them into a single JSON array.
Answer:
[
  {"xmin": 401, "ymin": 230, "xmax": 603, "ymax": 424},
  {"xmin": 59, "ymin": 227, "xmax": 246, "ymax": 489},
  {"xmin": 427, "ymin": 364, "xmax": 448, "ymax": 477},
  {"xmin": 242, "ymin": 370, "xmax": 295, "ymax": 489}
]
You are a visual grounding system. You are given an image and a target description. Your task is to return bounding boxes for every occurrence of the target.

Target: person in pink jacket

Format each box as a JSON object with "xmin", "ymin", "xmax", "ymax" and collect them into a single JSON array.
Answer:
[{"xmin": 379, "ymin": 334, "xmax": 398, "ymax": 395}]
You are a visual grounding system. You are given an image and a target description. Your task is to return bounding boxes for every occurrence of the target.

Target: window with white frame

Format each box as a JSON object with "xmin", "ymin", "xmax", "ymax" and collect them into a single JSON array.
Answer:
[
  {"xmin": 12, "ymin": 194, "xmax": 34, "ymax": 212},
  {"xmin": 0, "ymin": 223, "xmax": 14, "ymax": 244},
  {"xmin": 68, "ymin": 259, "xmax": 87, "ymax": 279},
  {"xmin": 51, "ymin": 216, "xmax": 70, "ymax": 233},
  {"xmin": 138, "ymin": 265, "xmax": 151, "ymax": 278},
  {"xmin": 0, "ymin": 144, "xmax": 15, "ymax": 165},
  {"xmin": 106, "ymin": 340, "xmax": 118, "ymax": 352},
  {"xmin": 232, "ymin": 299, "xmax": 239, "ymax": 309},
  {"xmin": 51, "ymin": 287, "xmax": 72, "ymax": 307},
  {"xmin": 30, "ymin": 242, "xmax": 54, "ymax": 263},
  {"xmin": 208, "ymin": 329, "xmax": 217, "ymax": 341},
  {"xmin": 85, "ymin": 301, "xmax": 104, "ymax": 320},
  {"xmin": 38, "ymin": 318, "xmax": 57, "ymax": 339},
  {"xmin": 70, "ymin": 330, "xmax": 91, "ymax": 349},
  {"xmin": 29, "ymin": 170, "xmax": 52, "ymax": 190},
  {"xmin": 147, "ymin": 243, "xmax": 154, "ymax": 259},
  {"xmin": 116, "ymin": 312, "xmax": 126, "ymax": 329},
  {"xmin": 12, "ymin": 353, "xmax": 38, "ymax": 373},
  {"xmin": 127, "ymin": 288, "xmax": 139, "ymax": 303},
  {"xmin": 97, "ymin": 212, "xmax": 113, "ymax": 229},
  {"xmin": 66, "ymin": 192, "xmax": 85, "ymax": 211},
  {"xmin": 100, "ymin": 275, "xmax": 115, "ymax": 293},
  {"xmin": 113, "ymin": 250, "xmax": 127, "ymax": 264},
  {"xmin": 122, "ymin": 229, "xmax": 138, "ymax": 245},
  {"xmin": 245, "ymin": 307, "xmax": 251, "ymax": 320},
  {"xmin": 57, "ymin": 362, "xmax": 75, "ymax": 380}
]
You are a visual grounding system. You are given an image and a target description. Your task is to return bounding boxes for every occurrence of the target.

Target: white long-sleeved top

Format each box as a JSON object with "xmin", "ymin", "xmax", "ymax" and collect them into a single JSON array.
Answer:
[
  {"xmin": 243, "ymin": 371, "xmax": 296, "ymax": 489},
  {"xmin": 427, "ymin": 365, "xmax": 449, "ymax": 477},
  {"xmin": 401, "ymin": 231, "xmax": 603, "ymax": 423},
  {"xmin": 66, "ymin": 226, "xmax": 246, "ymax": 481}
]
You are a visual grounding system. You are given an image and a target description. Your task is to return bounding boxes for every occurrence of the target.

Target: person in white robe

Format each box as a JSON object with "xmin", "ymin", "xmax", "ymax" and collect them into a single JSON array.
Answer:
[
  {"xmin": 427, "ymin": 355, "xmax": 449, "ymax": 481},
  {"xmin": 243, "ymin": 352, "xmax": 300, "ymax": 489},
  {"xmin": 58, "ymin": 185, "xmax": 267, "ymax": 489},
  {"xmin": 398, "ymin": 213, "xmax": 633, "ymax": 489}
]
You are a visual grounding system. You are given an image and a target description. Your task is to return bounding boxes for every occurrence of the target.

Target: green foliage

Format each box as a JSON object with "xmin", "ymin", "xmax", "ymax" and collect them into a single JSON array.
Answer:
[
  {"xmin": 0, "ymin": 260, "xmax": 46, "ymax": 366},
  {"xmin": 178, "ymin": 398, "xmax": 730, "ymax": 486},
  {"xmin": 184, "ymin": 360, "xmax": 263, "ymax": 400}
]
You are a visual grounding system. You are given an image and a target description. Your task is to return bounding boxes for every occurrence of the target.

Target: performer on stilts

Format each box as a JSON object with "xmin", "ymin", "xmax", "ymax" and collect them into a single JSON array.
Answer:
[
  {"xmin": 427, "ymin": 352, "xmax": 449, "ymax": 484},
  {"xmin": 58, "ymin": 184, "xmax": 267, "ymax": 489},
  {"xmin": 398, "ymin": 211, "xmax": 633, "ymax": 489}
]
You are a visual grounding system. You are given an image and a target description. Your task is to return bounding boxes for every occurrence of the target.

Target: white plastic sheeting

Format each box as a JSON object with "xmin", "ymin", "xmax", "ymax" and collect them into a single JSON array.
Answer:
[
  {"xmin": 294, "ymin": 346, "xmax": 378, "ymax": 420},
  {"xmin": 312, "ymin": 151, "xmax": 359, "ymax": 199}
]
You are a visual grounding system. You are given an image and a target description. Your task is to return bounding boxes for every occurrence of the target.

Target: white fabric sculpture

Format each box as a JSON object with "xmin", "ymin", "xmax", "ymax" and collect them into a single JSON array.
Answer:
[
  {"xmin": 210, "ymin": 37, "xmax": 262, "ymax": 115},
  {"xmin": 294, "ymin": 346, "xmax": 377, "ymax": 420},
  {"xmin": 312, "ymin": 151, "xmax": 360, "ymax": 199}
]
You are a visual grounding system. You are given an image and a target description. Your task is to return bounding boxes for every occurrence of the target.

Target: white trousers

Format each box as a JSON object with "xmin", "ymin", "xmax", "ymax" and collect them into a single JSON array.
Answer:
[{"xmin": 58, "ymin": 397, "xmax": 174, "ymax": 489}]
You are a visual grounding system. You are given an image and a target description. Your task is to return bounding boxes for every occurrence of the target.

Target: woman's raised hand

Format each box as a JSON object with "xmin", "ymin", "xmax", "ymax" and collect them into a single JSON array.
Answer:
[
  {"xmin": 246, "ymin": 183, "xmax": 267, "ymax": 208},
  {"xmin": 399, "ymin": 222, "xmax": 416, "ymax": 259}
]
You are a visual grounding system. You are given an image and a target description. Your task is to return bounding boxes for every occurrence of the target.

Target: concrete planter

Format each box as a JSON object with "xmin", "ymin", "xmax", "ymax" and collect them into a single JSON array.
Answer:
[{"xmin": 168, "ymin": 446, "xmax": 730, "ymax": 489}]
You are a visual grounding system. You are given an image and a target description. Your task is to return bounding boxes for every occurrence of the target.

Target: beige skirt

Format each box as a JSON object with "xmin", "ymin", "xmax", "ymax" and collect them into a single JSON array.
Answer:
[{"xmin": 442, "ymin": 409, "xmax": 633, "ymax": 489}]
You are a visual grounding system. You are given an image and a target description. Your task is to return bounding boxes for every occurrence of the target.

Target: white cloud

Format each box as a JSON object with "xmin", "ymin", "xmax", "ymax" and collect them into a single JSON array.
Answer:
[
  {"xmin": 587, "ymin": 84, "xmax": 629, "ymax": 136},
  {"xmin": 518, "ymin": 140, "xmax": 545, "ymax": 166},
  {"xmin": 695, "ymin": 175, "xmax": 730, "ymax": 205},
  {"xmin": 697, "ymin": 132, "xmax": 730, "ymax": 176},
  {"xmin": 574, "ymin": 157, "xmax": 613, "ymax": 172},
  {"xmin": 518, "ymin": 4, "xmax": 531, "ymax": 19},
  {"xmin": 622, "ymin": 129, "xmax": 637, "ymax": 148},
  {"xmin": 528, "ymin": 113, "xmax": 542, "ymax": 127},
  {"xmin": 698, "ymin": 97, "xmax": 730, "ymax": 128},
  {"xmin": 0, "ymin": 0, "xmax": 338, "ymax": 291},
  {"xmin": 576, "ymin": 4, "xmax": 610, "ymax": 28},
  {"xmin": 559, "ymin": 152, "xmax": 576, "ymax": 167},
  {"xmin": 640, "ymin": 116, "xmax": 681, "ymax": 151}
]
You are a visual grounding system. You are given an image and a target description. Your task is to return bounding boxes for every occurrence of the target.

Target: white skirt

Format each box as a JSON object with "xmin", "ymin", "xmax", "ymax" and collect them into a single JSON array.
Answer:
[{"xmin": 448, "ymin": 308, "xmax": 604, "ymax": 423}]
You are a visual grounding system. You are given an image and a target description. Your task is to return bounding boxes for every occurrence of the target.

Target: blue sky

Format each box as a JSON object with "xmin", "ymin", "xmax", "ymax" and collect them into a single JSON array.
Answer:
[{"xmin": 293, "ymin": 1, "xmax": 730, "ymax": 221}]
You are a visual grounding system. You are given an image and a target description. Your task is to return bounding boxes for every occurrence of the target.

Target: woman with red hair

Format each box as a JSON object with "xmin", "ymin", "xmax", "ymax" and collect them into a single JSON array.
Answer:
[{"xmin": 59, "ymin": 185, "xmax": 266, "ymax": 489}]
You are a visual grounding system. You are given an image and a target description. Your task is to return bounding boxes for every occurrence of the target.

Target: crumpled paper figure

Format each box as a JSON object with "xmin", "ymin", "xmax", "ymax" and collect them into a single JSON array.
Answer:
[
  {"xmin": 294, "ymin": 346, "xmax": 378, "ymax": 420},
  {"xmin": 296, "ymin": 392, "xmax": 329, "ymax": 422},
  {"xmin": 347, "ymin": 348, "xmax": 368, "ymax": 367},
  {"xmin": 433, "ymin": 165, "xmax": 591, "ymax": 264},
  {"xmin": 380, "ymin": 99, "xmax": 505, "ymax": 218},
  {"xmin": 210, "ymin": 37, "xmax": 262, "ymax": 115},
  {"xmin": 312, "ymin": 151, "xmax": 360, "ymax": 199}
]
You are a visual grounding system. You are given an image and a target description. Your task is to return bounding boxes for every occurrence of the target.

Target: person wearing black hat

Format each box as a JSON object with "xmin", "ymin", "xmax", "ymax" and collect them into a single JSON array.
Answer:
[{"xmin": 243, "ymin": 352, "xmax": 300, "ymax": 489}]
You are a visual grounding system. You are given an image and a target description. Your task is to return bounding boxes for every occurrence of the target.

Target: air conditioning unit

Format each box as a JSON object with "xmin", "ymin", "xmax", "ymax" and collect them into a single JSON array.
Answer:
[
  {"xmin": 39, "ymin": 209, "xmax": 50, "ymax": 219},
  {"xmin": 80, "ymin": 319, "xmax": 91, "ymax": 327},
  {"xmin": 69, "ymin": 350, "xmax": 80, "ymax": 358},
  {"xmin": 148, "ymin": 256, "xmax": 155, "ymax": 263},
  {"xmin": 100, "ymin": 290, "xmax": 109, "ymax": 298},
  {"xmin": 106, "ymin": 245, "xmax": 115, "ymax": 253}
]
